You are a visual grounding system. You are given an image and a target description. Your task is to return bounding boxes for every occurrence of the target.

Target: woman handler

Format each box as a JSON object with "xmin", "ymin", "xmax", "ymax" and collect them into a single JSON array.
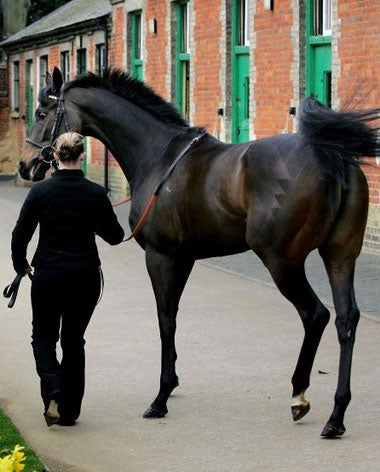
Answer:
[{"xmin": 11, "ymin": 132, "xmax": 124, "ymax": 426}]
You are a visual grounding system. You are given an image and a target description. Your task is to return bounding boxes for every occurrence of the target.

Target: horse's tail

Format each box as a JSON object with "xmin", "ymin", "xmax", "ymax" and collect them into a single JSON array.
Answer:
[{"xmin": 298, "ymin": 97, "xmax": 380, "ymax": 181}]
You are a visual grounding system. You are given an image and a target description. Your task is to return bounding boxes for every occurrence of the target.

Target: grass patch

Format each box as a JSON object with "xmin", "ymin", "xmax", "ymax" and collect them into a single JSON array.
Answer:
[{"xmin": 0, "ymin": 408, "xmax": 46, "ymax": 471}]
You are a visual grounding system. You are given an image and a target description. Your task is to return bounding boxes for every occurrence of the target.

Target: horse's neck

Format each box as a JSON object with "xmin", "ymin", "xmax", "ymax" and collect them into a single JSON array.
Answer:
[{"xmin": 69, "ymin": 88, "xmax": 180, "ymax": 182}]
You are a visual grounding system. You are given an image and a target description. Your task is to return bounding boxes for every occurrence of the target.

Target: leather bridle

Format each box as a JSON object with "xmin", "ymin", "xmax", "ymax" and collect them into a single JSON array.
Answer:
[{"xmin": 25, "ymin": 87, "xmax": 70, "ymax": 164}]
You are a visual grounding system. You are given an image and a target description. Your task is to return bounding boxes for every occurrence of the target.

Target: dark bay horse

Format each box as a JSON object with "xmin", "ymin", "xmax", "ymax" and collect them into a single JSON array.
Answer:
[{"xmin": 19, "ymin": 67, "xmax": 380, "ymax": 438}]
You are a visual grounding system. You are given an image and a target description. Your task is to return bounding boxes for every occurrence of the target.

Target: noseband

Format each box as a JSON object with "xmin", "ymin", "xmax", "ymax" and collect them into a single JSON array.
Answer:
[{"xmin": 25, "ymin": 87, "xmax": 70, "ymax": 163}]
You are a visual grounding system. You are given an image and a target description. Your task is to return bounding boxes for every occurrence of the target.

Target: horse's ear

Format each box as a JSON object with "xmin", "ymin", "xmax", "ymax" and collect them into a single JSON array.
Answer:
[
  {"xmin": 51, "ymin": 67, "xmax": 63, "ymax": 94},
  {"xmin": 46, "ymin": 71, "xmax": 52, "ymax": 87}
]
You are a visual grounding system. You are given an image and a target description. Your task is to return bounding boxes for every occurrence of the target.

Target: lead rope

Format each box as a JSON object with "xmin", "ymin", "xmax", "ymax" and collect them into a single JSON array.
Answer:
[
  {"xmin": 115, "ymin": 131, "xmax": 207, "ymax": 242},
  {"xmin": 96, "ymin": 267, "xmax": 104, "ymax": 305},
  {"xmin": 3, "ymin": 273, "xmax": 33, "ymax": 309}
]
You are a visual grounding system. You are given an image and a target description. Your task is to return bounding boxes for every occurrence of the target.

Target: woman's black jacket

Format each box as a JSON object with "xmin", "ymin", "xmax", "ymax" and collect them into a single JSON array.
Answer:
[{"xmin": 11, "ymin": 169, "xmax": 125, "ymax": 275}]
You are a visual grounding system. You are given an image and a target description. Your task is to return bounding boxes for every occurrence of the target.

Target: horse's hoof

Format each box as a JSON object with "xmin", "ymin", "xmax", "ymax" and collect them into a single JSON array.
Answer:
[
  {"xmin": 291, "ymin": 402, "xmax": 310, "ymax": 422},
  {"xmin": 321, "ymin": 421, "xmax": 346, "ymax": 438},
  {"xmin": 143, "ymin": 405, "xmax": 168, "ymax": 419}
]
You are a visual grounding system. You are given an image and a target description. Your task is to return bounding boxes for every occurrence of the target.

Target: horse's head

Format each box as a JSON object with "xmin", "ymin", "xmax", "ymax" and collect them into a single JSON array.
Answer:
[{"xmin": 19, "ymin": 67, "xmax": 78, "ymax": 181}]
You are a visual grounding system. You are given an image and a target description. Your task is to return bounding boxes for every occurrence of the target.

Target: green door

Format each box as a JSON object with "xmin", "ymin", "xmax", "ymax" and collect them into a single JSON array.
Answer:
[
  {"xmin": 306, "ymin": 0, "xmax": 332, "ymax": 107},
  {"xmin": 312, "ymin": 44, "xmax": 331, "ymax": 106},
  {"xmin": 232, "ymin": 0, "xmax": 250, "ymax": 143},
  {"xmin": 176, "ymin": 1, "xmax": 190, "ymax": 121},
  {"xmin": 234, "ymin": 51, "xmax": 250, "ymax": 142}
]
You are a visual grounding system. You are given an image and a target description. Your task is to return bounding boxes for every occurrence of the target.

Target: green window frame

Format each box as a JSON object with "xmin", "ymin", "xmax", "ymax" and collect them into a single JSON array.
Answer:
[
  {"xmin": 131, "ymin": 11, "xmax": 143, "ymax": 80},
  {"xmin": 176, "ymin": 1, "xmax": 190, "ymax": 121},
  {"xmin": 232, "ymin": 0, "xmax": 250, "ymax": 143},
  {"xmin": 12, "ymin": 61, "xmax": 20, "ymax": 112},
  {"xmin": 76, "ymin": 48, "xmax": 87, "ymax": 75},
  {"xmin": 306, "ymin": 0, "xmax": 332, "ymax": 105},
  {"xmin": 25, "ymin": 59, "xmax": 34, "ymax": 132}
]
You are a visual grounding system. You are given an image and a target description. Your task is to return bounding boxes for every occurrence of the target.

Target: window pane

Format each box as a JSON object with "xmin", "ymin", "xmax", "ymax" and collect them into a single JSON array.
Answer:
[
  {"xmin": 181, "ymin": 60, "xmax": 190, "ymax": 121},
  {"xmin": 96, "ymin": 44, "xmax": 105, "ymax": 76},
  {"xmin": 134, "ymin": 14, "xmax": 142, "ymax": 59},
  {"xmin": 181, "ymin": 3, "xmax": 190, "ymax": 53},
  {"xmin": 313, "ymin": 0, "xmax": 331, "ymax": 36},
  {"xmin": 12, "ymin": 61, "xmax": 20, "ymax": 111},
  {"xmin": 238, "ymin": 0, "xmax": 250, "ymax": 46},
  {"xmin": 323, "ymin": 0, "xmax": 331, "ymax": 35},
  {"xmin": 60, "ymin": 51, "xmax": 70, "ymax": 82},
  {"xmin": 39, "ymin": 56, "xmax": 48, "ymax": 90},
  {"xmin": 77, "ymin": 49, "xmax": 87, "ymax": 74}
]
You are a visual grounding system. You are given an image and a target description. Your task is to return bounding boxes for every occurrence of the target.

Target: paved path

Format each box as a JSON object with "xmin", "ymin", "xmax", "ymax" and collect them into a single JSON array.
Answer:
[{"xmin": 1, "ymin": 178, "xmax": 380, "ymax": 472}]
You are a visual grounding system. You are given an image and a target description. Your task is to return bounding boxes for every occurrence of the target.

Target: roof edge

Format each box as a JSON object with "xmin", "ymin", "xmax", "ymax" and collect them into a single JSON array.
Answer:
[{"xmin": 0, "ymin": 15, "xmax": 110, "ymax": 53}]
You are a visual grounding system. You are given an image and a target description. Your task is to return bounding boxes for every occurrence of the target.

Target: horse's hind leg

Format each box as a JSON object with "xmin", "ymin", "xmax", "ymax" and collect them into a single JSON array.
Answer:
[
  {"xmin": 262, "ymin": 256, "xmax": 330, "ymax": 422},
  {"xmin": 143, "ymin": 246, "xmax": 194, "ymax": 418},
  {"xmin": 319, "ymin": 252, "xmax": 359, "ymax": 438},
  {"xmin": 318, "ymin": 168, "xmax": 368, "ymax": 438}
]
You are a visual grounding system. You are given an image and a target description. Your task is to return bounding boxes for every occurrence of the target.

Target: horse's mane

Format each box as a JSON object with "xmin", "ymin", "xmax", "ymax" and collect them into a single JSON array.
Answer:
[{"xmin": 64, "ymin": 69, "xmax": 190, "ymax": 128}]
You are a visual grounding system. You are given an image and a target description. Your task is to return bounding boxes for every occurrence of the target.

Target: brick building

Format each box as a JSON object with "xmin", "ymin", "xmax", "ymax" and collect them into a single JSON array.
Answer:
[{"xmin": 0, "ymin": 0, "xmax": 379, "ymax": 252}]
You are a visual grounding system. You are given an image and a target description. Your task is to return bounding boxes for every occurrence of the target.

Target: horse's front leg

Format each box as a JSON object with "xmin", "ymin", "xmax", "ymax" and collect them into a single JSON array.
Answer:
[{"xmin": 143, "ymin": 247, "xmax": 194, "ymax": 418}]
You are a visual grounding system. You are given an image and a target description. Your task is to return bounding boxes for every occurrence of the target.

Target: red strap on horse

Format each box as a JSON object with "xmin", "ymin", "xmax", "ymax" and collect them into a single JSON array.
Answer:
[
  {"xmin": 123, "ymin": 194, "xmax": 158, "ymax": 242},
  {"xmin": 112, "ymin": 196, "xmax": 131, "ymax": 207},
  {"xmin": 113, "ymin": 131, "xmax": 207, "ymax": 242}
]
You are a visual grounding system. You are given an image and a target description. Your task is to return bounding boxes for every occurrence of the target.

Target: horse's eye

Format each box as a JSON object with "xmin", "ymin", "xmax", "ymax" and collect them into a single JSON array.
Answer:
[{"xmin": 36, "ymin": 110, "xmax": 47, "ymax": 120}]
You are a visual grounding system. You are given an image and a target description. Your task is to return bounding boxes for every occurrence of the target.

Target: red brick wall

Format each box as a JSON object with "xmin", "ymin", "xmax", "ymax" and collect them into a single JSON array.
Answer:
[
  {"xmin": 0, "ymin": 66, "xmax": 9, "ymax": 140},
  {"xmin": 145, "ymin": 0, "xmax": 168, "ymax": 96},
  {"xmin": 110, "ymin": 4, "xmax": 125, "ymax": 69},
  {"xmin": 193, "ymin": 0, "xmax": 222, "ymax": 131},
  {"xmin": 254, "ymin": 2, "xmax": 294, "ymax": 139},
  {"xmin": 99, "ymin": 4, "xmax": 127, "ymax": 171},
  {"xmin": 49, "ymin": 45, "xmax": 59, "ymax": 69},
  {"xmin": 3, "ymin": 40, "xmax": 120, "ymax": 177},
  {"xmin": 337, "ymin": 0, "xmax": 380, "ymax": 110},
  {"xmin": 338, "ymin": 0, "xmax": 380, "ymax": 206}
]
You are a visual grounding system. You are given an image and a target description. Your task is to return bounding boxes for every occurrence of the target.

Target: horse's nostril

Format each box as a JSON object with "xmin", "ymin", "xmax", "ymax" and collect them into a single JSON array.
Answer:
[{"xmin": 18, "ymin": 161, "xmax": 31, "ymax": 180}]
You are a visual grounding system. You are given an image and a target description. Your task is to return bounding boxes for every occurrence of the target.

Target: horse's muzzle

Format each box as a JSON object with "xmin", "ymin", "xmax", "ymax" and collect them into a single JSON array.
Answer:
[{"xmin": 18, "ymin": 157, "xmax": 48, "ymax": 182}]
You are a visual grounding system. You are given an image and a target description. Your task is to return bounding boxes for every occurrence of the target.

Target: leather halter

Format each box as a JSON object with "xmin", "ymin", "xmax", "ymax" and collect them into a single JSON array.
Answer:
[{"xmin": 25, "ymin": 87, "xmax": 70, "ymax": 162}]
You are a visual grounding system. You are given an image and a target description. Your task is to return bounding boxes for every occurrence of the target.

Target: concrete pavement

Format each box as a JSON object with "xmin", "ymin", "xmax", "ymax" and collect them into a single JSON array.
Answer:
[{"xmin": 1, "ymin": 178, "xmax": 380, "ymax": 472}]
